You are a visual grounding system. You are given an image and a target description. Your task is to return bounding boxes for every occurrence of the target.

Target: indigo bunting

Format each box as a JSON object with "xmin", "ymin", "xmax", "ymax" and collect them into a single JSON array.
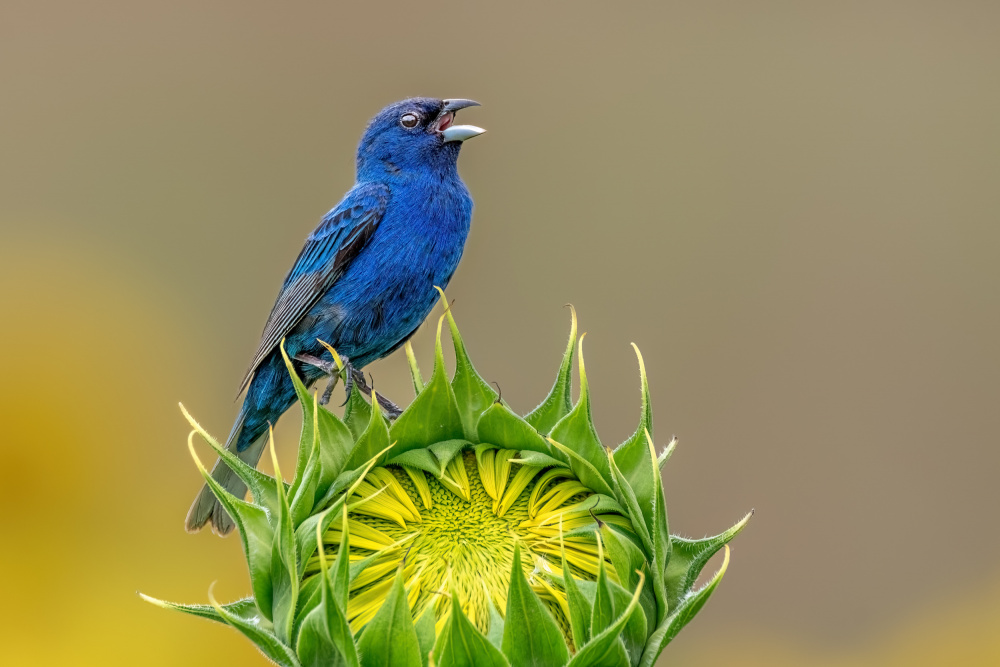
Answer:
[{"xmin": 186, "ymin": 98, "xmax": 484, "ymax": 534}]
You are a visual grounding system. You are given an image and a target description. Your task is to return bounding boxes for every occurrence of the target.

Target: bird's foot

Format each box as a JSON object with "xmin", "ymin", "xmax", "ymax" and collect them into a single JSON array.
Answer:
[
  {"xmin": 346, "ymin": 365, "xmax": 403, "ymax": 420},
  {"xmin": 295, "ymin": 353, "xmax": 342, "ymax": 405},
  {"xmin": 295, "ymin": 353, "xmax": 403, "ymax": 419}
]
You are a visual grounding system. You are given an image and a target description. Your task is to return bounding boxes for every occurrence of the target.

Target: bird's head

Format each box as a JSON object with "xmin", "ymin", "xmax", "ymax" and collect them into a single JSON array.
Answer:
[{"xmin": 356, "ymin": 97, "xmax": 484, "ymax": 180}]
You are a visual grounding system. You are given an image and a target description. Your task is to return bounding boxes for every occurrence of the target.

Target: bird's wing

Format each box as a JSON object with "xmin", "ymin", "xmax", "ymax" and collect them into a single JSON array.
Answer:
[{"xmin": 237, "ymin": 182, "xmax": 390, "ymax": 394}]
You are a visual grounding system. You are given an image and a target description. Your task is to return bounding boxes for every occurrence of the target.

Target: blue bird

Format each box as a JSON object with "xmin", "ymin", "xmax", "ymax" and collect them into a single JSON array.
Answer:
[{"xmin": 186, "ymin": 98, "xmax": 484, "ymax": 534}]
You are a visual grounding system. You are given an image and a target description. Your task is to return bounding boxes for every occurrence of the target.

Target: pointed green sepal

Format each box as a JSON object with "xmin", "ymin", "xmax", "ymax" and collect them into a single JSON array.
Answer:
[
  {"xmin": 500, "ymin": 544, "xmax": 570, "ymax": 667},
  {"xmin": 343, "ymin": 388, "xmax": 391, "ymax": 471},
  {"xmin": 187, "ymin": 433, "xmax": 275, "ymax": 620},
  {"xmin": 569, "ymin": 570, "xmax": 645, "ymax": 667},
  {"xmin": 525, "ymin": 305, "xmax": 577, "ymax": 434},
  {"xmin": 548, "ymin": 335, "xmax": 613, "ymax": 486},
  {"xmin": 435, "ymin": 287, "xmax": 497, "ymax": 442},
  {"xmin": 658, "ymin": 437, "xmax": 677, "ymax": 470},
  {"xmin": 432, "ymin": 594, "xmax": 511, "ymax": 667},
  {"xmin": 611, "ymin": 345, "xmax": 657, "ymax": 528},
  {"xmin": 643, "ymin": 431, "xmax": 671, "ymax": 621},
  {"xmin": 484, "ymin": 588, "xmax": 505, "ymax": 651},
  {"xmin": 385, "ymin": 439, "xmax": 469, "ymax": 478},
  {"xmin": 558, "ymin": 522, "xmax": 592, "ymax": 651},
  {"xmin": 590, "ymin": 533, "xmax": 616, "ymax": 638},
  {"xmin": 294, "ymin": 445, "xmax": 392, "ymax": 578},
  {"xmin": 269, "ymin": 429, "xmax": 299, "ymax": 644},
  {"xmin": 477, "ymin": 403, "xmax": 552, "ymax": 455},
  {"xmin": 509, "ymin": 450, "xmax": 568, "ymax": 468},
  {"xmin": 207, "ymin": 584, "xmax": 302, "ymax": 667},
  {"xmin": 549, "ymin": 437, "xmax": 615, "ymax": 498},
  {"xmin": 180, "ymin": 404, "xmax": 282, "ymax": 514},
  {"xmin": 414, "ymin": 605, "xmax": 437, "ymax": 667},
  {"xmin": 280, "ymin": 341, "xmax": 356, "ymax": 518},
  {"xmin": 405, "ymin": 340, "xmax": 424, "ymax": 396},
  {"xmin": 639, "ymin": 547, "xmax": 732, "ymax": 667},
  {"xmin": 389, "ymin": 315, "xmax": 465, "ymax": 454},
  {"xmin": 139, "ymin": 594, "xmax": 261, "ymax": 628},
  {"xmin": 343, "ymin": 379, "xmax": 373, "ymax": 440},
  {"xmin": 295, "ymin": 511, "xmax": 359, "ymax": 667},
  {"xmin": 290, "ymin": 394, "xmax": 323, "ymax": 526},
  {"xmin": 331, "ymin": 504, "xmax": 351, "ymax": 612},
  {"xmin": 356, "ymin": 565, "xmax": 423, "ymax": 667},
  {"xmin": 605, "ymin": 447, "xmax": 653, "ymax": 558},
  {"xmin": 665, "ymin": 510, "xmax": 752, "ymax": 609}
]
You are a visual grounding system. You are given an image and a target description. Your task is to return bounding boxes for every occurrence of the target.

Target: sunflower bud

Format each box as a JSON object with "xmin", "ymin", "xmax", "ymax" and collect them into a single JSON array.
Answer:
[{"xmin": 142, "ymin": 298, "xmax": 750, "ymax": 667}]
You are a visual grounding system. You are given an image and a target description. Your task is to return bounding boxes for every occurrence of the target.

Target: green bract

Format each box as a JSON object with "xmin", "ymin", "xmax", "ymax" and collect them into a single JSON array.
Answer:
[{"xmin": 142, "ymin": 298, "xmax": 751, "ymax": 667}]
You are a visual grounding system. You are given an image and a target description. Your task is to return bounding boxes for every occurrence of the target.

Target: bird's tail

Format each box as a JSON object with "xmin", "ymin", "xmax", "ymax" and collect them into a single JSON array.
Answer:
[{"xmin": 184, "ymin": 411, "xmax": 267, "ymax": 536}]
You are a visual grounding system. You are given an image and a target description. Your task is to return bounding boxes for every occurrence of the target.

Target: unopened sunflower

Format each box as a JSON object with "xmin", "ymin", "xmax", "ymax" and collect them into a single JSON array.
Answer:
[{"xmin": 143, "ymin": 299, "xmax": 750, "ymax": 667}]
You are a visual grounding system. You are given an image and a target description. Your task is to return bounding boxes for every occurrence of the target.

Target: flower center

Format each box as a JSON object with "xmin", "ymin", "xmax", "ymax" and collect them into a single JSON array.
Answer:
[{"xmin": 306, "ymin": 449, "xmax": 629, "ymax": 637}]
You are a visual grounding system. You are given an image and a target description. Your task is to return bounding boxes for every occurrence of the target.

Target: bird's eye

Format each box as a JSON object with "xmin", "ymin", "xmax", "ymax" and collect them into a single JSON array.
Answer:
[{"xmin": 400, "ymin": 113, "xmax": 419, "ymax": 129}]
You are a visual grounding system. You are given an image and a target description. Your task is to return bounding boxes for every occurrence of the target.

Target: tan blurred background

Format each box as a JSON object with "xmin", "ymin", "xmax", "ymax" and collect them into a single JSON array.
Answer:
[{"xmin": 2, "ymin": 1, "xmax": 999, "ymax": 664}]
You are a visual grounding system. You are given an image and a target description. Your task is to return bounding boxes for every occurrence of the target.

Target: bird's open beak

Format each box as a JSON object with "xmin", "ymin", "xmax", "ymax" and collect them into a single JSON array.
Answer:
[{"xmin": 438, "ymin": 99, "xmax": 485, "ymax": 143}]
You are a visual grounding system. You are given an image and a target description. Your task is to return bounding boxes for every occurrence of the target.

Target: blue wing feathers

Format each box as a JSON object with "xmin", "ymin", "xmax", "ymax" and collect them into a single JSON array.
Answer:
[{"xmin": 237, "ymin": 183, "xmax": 390, "ymax": 394}]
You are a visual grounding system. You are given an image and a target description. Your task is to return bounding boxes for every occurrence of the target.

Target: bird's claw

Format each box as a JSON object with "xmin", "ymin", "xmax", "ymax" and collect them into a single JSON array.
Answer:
[{"xmin": 295, "ymin": 353, "xmax": 403, "ymax": 419}]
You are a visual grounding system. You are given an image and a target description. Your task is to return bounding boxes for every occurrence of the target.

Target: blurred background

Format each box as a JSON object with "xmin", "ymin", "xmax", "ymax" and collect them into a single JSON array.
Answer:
[{"xmin": 2, "ymin": 1, "xmax": 999, "ymax": 664}]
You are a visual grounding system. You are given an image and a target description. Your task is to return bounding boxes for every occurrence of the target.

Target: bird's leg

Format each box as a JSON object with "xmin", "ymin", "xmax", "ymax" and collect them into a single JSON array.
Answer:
[
  {"xmin": 295, "ymin": 352, "xmax": 403, "ymax": 419},
  {"xmin": 343, "ymin": 366, "xmax": 404, "ymax": 420},
  {"xmin": 294, "ymin": 353, "xmax": 343, "ymax": 406}
]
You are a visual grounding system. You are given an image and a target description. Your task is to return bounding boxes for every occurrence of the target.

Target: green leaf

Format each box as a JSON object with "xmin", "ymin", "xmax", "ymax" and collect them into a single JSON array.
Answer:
[
  {"xmin": 568, "ymin": 571, "xmax": 645, "ymax": 667},
  {"xmin": 436, "ymin": 287, "xmax": 498, "ymax": 442},
  {"xmin": 269, "ymin": 435, "xmax": 299, "ymax": 644},
  {"xmin": 180, "ymin": 404, "xmax": 281, "ymax": 515},
  {"xmin": 477, "ymin": 403, "xmax": 552, "ymax": 455},
  {"xmin": 414, "ymin": 605, "xmax": 437, "ymax": 667},
  {"xmin": 639, "ymin": 547, "xmax": 731, "ymax": 667},
  {"xmin": 525, "ymin": 306, "xmax": 577, "ymax": 435},
  {"xmin": 501, "ymin": 544, "xmax": 570, "ymax": 667},
  {"xmin": 187, "ymin": 433, "xmax": 275, "ymax": 620},
  {"xmin": 356, "ymin": 566, "xmax": 423, "ymax": 667},
  {"xmin": 548, "ymin": 335, "xmax": 613, "ymax": 488},
  {"xmin": 207, "ymin": 585, "xmax": 302, "ymax": 667},
  {"xmin": 389, "ymin": 316, "xmax": 465, "ymax": 455},
  {"xmin": 665, "ymin": 511, "xmax": 752, "ymax": 610},
  {"xmin": 296, "ymin": 514, "xmax": 359, "ymax": 667},
  {"xmin": 139, "ymin": 594, "xmax": 261, "ymax": 628},
  {"xmin": 432, "ymin": 595, "xmax": 510, "ymax": 667}
]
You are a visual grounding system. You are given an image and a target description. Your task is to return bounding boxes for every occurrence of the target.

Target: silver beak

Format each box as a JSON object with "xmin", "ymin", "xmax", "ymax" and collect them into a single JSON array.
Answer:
[{"xmin": 440, "ymin": 99, "xmax": 485, "ymax": 143}]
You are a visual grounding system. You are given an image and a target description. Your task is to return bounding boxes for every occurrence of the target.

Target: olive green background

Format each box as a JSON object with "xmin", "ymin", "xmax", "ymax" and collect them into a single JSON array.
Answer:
[{"xmin": 2, "ymin": 1, "xmax": 998, "ymax": 665}]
